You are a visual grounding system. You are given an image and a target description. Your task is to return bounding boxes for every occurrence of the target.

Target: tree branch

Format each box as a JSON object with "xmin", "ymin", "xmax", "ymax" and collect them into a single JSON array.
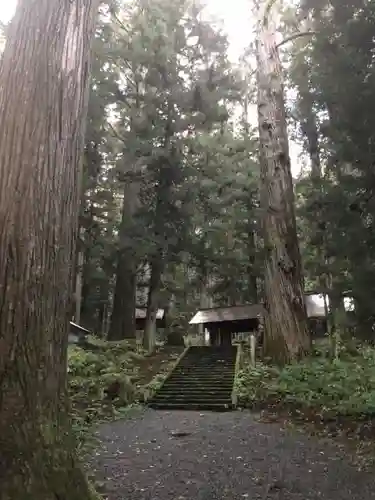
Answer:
[
  {"xmin": 106, "ymin": 121, "xmax": 127, "ymax": 144},
  {"xmin": 276, "ymin": 31, "xmax": 316, "ymax": 50},
  {"xmin": 261, "ymin": 0, "xmax": 279, "ymax": 28},
  {"xmin": 111, "ymin": 11, "xmax": 130, "ymax": 35}
]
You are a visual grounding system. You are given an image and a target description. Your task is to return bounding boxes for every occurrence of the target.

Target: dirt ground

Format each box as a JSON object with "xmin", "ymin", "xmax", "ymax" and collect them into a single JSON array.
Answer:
[
  {"xmin": 134, "ymin": 346, "xmax": 184, "ymax": 387},
  {"xmin": 89, "ymin": 409, "xmax": 375, "ymax": 499}
]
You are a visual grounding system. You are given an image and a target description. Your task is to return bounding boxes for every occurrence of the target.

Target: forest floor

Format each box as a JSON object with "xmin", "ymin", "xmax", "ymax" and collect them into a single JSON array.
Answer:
[
  {"xmin": 133, "ymin": 345, "xmax": 185, "ymax": 388},
  {"xmin": 88, "ymin": 409, "xmax": 375, "ymax": 500},
  {"xmin": 69, "ymin": 343, "xmax": 184, "ymax": 448}
]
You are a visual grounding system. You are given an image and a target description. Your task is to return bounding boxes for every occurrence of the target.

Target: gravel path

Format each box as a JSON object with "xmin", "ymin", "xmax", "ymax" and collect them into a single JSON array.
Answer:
[{"xmin": 89, "ymin": 409, "xmax": 375, "ymax": 500}]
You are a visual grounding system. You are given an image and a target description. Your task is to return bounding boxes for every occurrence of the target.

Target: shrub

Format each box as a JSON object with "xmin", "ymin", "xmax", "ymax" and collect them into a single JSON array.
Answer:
[
  {"xmin": 68, "ymin": 339, "xmax": 182, "ymax": 453},
  {"xmin": 68, "ymin": 341, "xmax": 144, "ymax": 452},
  {"xmin": 236, "ymin": 345, "xmax": 375, "ymax": 418}
]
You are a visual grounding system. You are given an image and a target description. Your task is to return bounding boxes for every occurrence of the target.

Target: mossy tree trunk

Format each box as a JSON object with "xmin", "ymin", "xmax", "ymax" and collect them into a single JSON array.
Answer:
[
  {"xmin": 256, "ymin": 4, "xmax": 310, "ymax": 364},
  {"xmin": 0, "ymin": 1, "xmax": 99, "ymax": 498}
]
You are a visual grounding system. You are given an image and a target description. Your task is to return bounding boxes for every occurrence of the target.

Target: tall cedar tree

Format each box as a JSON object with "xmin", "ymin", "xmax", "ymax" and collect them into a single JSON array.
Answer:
[
  {"xmin": 104, "ymin": 0, "xmax": 244, "ymax": 347},
  {"xmin": 0, "ymin": 1, "xmax": 99, "ymax": 498},
  {"xmin": 256, "ymin": 2, "xmax": 310, "ymax": 364},
  {"xmin": 292, "ymin": 0, "xmax": 375, "ymax": 339}
]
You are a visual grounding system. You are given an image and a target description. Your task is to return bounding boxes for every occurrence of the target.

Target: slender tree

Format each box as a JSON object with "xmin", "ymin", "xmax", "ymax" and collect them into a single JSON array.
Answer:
[
  {"xmin": 0, "ymin": 1, "xmax": 99, "ymax": 498},
  {"xmin": 256, "ymin": 0, "xmax": 310, "ymax": 363}
]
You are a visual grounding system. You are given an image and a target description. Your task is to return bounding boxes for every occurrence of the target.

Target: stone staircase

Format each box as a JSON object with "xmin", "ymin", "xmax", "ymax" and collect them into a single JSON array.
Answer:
[{"xmin": 148, "ymin": 345, "xmax": 237, "ymax": 411}]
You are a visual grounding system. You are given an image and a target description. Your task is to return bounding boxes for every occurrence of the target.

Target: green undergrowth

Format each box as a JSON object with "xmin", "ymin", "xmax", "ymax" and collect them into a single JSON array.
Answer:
[
  {"xmin": 236, "ymin": 343, "xmax": 375, "ymax": 418},
  {"xmin": 68, "ymin": 338, "xmax": 182, "ymax": 455},
  {"xmin": 235, "ymin": 341, "xmax": 375, "ymax": 468}
]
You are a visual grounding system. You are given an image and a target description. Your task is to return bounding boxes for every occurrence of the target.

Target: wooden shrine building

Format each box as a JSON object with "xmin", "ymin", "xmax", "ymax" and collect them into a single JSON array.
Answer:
[
  {"xmin": 189, "ymin": 304, "xmax": 265, "ymax": 346},
  {"xmin": 189, "ymin": 295, "xmax": 327, "ymax": 347},
  {"xmin": 135, "ymin": 308, "xmax": 166, "ymax": 330}
]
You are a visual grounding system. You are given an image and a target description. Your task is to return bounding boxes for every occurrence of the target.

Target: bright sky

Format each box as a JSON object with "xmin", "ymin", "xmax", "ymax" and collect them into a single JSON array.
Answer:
[
  {"xmin": 0, "ymin": 1, "xmax": 16, "ymax": 24},
  {"xmin": 0, "ymin": 0, "xmax": 252, "ymax": 56},
  {"xmin": 0, "ymin": 0, "xmax": 302, "ymax": 175}
]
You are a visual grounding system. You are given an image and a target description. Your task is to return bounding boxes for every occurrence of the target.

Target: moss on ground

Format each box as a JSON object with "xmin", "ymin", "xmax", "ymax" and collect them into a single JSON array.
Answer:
[
  {"xmin": 68, "ymin": 339, "xmax": 183, "ymax": 453},
  {"xmin": 235, "ymin": 341, "xmax": 375, "ymax": 468}
]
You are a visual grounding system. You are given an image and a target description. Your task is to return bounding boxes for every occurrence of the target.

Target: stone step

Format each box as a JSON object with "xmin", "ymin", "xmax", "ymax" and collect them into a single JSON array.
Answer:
[
  {"xmin": 168, "ymin": 371, "xmax": 235, "ymax": 376},
  {"xmin": 173, "ymin": 366, "xmax": 234, "ymax": 375},
  {"xmin": 183, "ymin": 354, "xmax": 236, "ymax": 359},
  {"xmin": 162, "ymin": 387, "xmax": 233, "ymax": 393},
  {"xmin": 161, "ymin": 383, "xmax": 233, "ymax": 389},
  {"xmin": 149, "ymin": 401, "xmax": 233, "ymax": 411},
  {"xmin": 154, "ymin": 387, "xmax": 233, "ymax": 394},
  {"xmin": 163, "ymin": 382, "xmax": 234, "ymax": 389},
  {"xmin": 162, "ymin": 388, "xmax": 233, "ymax": 393},
  {"xmin": 169, "ymin": 370, "xmax": 235, "ymax": 374},
  {"xmin": 177, "ymin": 363, "xmax": 235, "ymax": 371},
  {"xmin": 148, "ymin": 346, "xmax": 237, "ymax": 412},
  {"xmin": 152, "ymin": 391, "xmax": 232, "ymax": 398},
  {"xmin": 163, "ymin": 387, "xmax": 232, "ymax": 393},
  {"xmin": 187, "ymin": 350, "xmax": 236, "ymax": 355},
  {"xmin": 167, "ymin": 376, "xmax": 233, "ymax": 379},
  {"xmin": 177, "ymin": 363, "xmax": 235, "ymax": 370},
  {"xmin": 151, "ymin": 399, "xmax": 232, "ymax": 407},
  {"xmin": 188, "ymin": 347, "xmax": 237, "ymax": 351},
  {"xmin": 173, "ymin": 366, "xmax": 235, "ymax": 369},
  {"xmin": 183, "ymin": 354, "xmax": 235, "ymax": 358},
  {"xmin": 165, "ymin": 374, "xmax": 234, "ymax": 382},
  {"xmin": 154, "ymin": 395, "xmax": 232, "ymax": 402},
  {"xmin": 171, "ymin": 368, "xmax": 235, "ymax": 372},
  {"xmin": 182, "ymin": 357, "xmax": 235, "ymax": 362},
  {"xmin": 178, "ymin": 362, "xmax": 235, "ymax": 366},
  {"xmin": 177, "ymin": 373, "xmax": 235, "ymax": 376},
  {"xmin": 153, "ymin": 394, "xmax": 232, "ymax": 401},
  {"xmin": 165, "ymin": 377, "xmax": 234, "ymax": 383}
]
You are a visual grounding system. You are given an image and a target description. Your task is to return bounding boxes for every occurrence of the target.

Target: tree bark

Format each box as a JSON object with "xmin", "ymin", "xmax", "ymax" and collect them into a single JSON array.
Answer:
[
  {"xmin": 199, "ymin": 275, "xmax": 209, "ymax": 338},
  {"xmin": 164, "ymin": 295, "xmax": 185, "ymax": 346},
  {"xmin": 74, "ymin": 230, "xmax": 85, "ymax": 324},
  {"xmin": 108, "ymin": 256, "xmax": 136, "ymax": 340},
  {"xmin": 79, "ymin": 139, "xmax": 103, "ymax": 326},
  {"xmin": 243, "ymin": 89, "xmax": 259, "ymax": 304},
  {"xmin": 143, "ymin": 255, "xmax": 163, "ymax": 352},
  {"xmin": 0, "ymin": 1, "xmax": 99, "ymax": 498},
  {"xmin": 289, "ymin": 15, "xmax": 321, "ymax": 179},
  {"xmin": 108, "ymin": 179, "xmax": 140, "ymax": 340},
  {"xmin": 142, "ymin": 110, "xmax": 175, "ymax": 352},
  {"xmin": 247, "ymin": 229, "xmax": 259, "ymax": 303},
  {"xmin": 256, "ymin": 5, "xmax": 310, "ymax": 364},
  {"xmin": 300, "ymin": 89, "xmax": 321, "ymax": 179}
]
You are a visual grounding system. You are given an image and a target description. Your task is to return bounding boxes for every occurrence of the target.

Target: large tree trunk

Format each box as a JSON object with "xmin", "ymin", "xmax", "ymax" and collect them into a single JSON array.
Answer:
[
  {"xmin": 143, "ymin": 256, "xmax": 163, "ymax": 353},
  {"xmin": 199, "ymin": 275, "xmax": 209, "ymax": 340},
  {"xmin": 243, "ymin": 90, "xmax": 259, "ymax": 304},
  {"xmin": 163, "ymin": 293, "xmax": 183, "ymax": 346},
  {"xmin": 0, "ymin": 1, "xmax": 99, "ymax": 498},
  {"xmin": 107, "ymin": 257, "xmax": 136, "ymax": 340},
  {"xmin": 256, "ymin": 5, "xmax": 310, "ymax": 364},
  {"xmin": 197, "ymin": 241, "xmax": 209, "ymax": 340},
  {"xmin": 107, "ymin": 180, "xmax": 140, "ymax": 340},
  {"xmin": 142, "ymin": 116, "xmax": 174, "ymax": 352},
  {"xmin": 300, "ymin": 86, "xmax": 321, "ymax": 179},
  {"xmin": 74, "ymin": 229, "xmax": 85, "ymax": 324},
  {"xmin": 290, "ymin": 16, "xmax": 321, "ymax": 179},
  {"xmin": 247, "ymin": 229, "xmax": 259, "ymax": 303}
]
